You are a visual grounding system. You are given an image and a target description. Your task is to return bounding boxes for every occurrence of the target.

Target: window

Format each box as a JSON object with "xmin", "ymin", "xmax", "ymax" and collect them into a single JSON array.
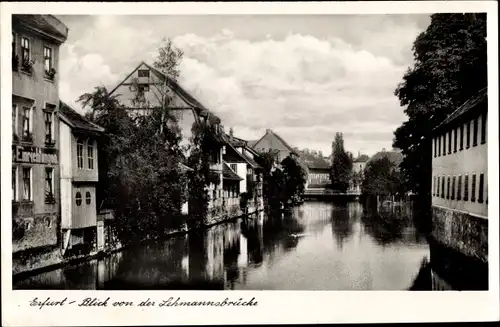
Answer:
[
  {"xmin": 44, "ymin": 46, "xmax": 53, "ymax": 71},
  {"xmin": 138, "ymin": 84, "xmax": 149, "ymax": 92},
  {"xmin": 453, "ymin": 127, "xmax": 458, "ymax": 152},
  {"xmin": 441, "ymin": 176, "xmax": 445, "ymax": 199},
  {"xmin": 21, "ymin": 37, "xmax": 30, "ymax": 63},
  {"xmin": 451, "ymin": 176, "xmax": 456, "ymax": 200},
  {"xmin": 138, "ymin": 69, "xmax": 150, "ymax": 78},
  {"xmin": 75, "ymin": 192, "xmax": 82, "ymax": 206},
  {"xmin": 12, "ymin": 166, "xmax": 17, "ymax": 201},
  {"xmin": 472, "ymin": 117, "xmax": 478, "ymax": 146},
  {"xmin": 446, "ymin": 177, "xmax": 450, "ymax": 199},
  {"xmin": 433, "ymin": 176, "xmax": 436, "ymax": 196},
  {"xmin": 457, "ymin": 175, "xmax": 462, "ymax": 200},
  {"xmin": 87, "ymin": 140, "xmax": 94, "ymax": 169},
  {"xmin": 86, "ymin": 191, "xmax": 91, "ymax": 205},
  {"xmin": 436, "ymin": 176, "xmax": 440, "ymax": 197},
  {"xmin": 478, "ymin": 173, "xmax": 484, "ymax": 203},
  {"xmin": 45, "ymin": 112, "xmax": 53, "ymax": 143},
  {"xmin": 77, "ymin": 138, "xmax": 84, "ymax": 169},
  {"xmin": 464, "ymin": 174, "xmax": 469, "ymax": 201},
  {"xmin": 443, "ymin": 134, "xmax": 447, "ymax": 155},
  {"xmin": 481, "ymin": 113, "xmax": 487, "ymax": 144},
  {"xmin": 433, "ymin": 138, "xmax": 437, "ymax": 157},
  {"xmin": 459, "ymin": 124, "xmax": 464, "ymax": 150},
  {"xmin": 22, "ymin": 107, "xmax": 31, "ymax": 139},
  {"xmin": 230, "ymin": 164, "xmax": 237, "ymax": 172},
  {"xmin": 438, "ymin": 136, "xmax": 441, "ymax": 156},
  {"xmin": 22, "ymin": 167, "xmax": 31, "ymax": 201},
  {"xmin": 466, "ymin": 121, "xmax": 471, "ymax": 148},
  {"xmin": 45, "ymin": 167, "xmax": 54, "ymax": 202},
  {"xmin": 12, "ymin": 104, "xmax": 17, "ymax": 136},
  {"xmin": 12, "ymin": 32, "xmax": 16, "ymax": 58},
  {"xmin": 448, "ymin": 130, "xmax": 452, "ymax": 154},
  {"xmin": 471, "ymin": 174, "xmax": 477, "ymax": 202}
]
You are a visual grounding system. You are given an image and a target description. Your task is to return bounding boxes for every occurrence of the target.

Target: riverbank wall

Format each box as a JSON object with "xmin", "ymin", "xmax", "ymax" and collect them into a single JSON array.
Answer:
[
  {"xmin": 12, "ymin": 204, "xmax": 264, "ymax": 281},
  {"xmin": 430, "ymin": 206, "xmax": 488, "ymax": 290}
]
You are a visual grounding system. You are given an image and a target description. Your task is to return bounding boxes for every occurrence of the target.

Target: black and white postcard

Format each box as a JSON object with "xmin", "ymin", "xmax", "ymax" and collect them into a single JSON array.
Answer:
[{"xmin": 1, "ymin": 1, "xmax": 499, "ymax": 326}]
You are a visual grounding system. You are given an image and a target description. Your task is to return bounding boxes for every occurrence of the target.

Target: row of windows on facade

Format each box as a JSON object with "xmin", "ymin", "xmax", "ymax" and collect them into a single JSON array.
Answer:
[
  {"xmin": 12, "ymin": 104, "xmax": 55, "ymax": 144},
  {"xmin": 12, "ymin": 165, "xmax": 94, "ymax": 206},
  {"xmin": 77, "ymin": 138, "xmax": 95, "ymax": 170},
  {"xmin": 12, "ymin": 33, "xmax": 55, "ymax": 77},
  {"xmin": 433, "ymin": 114, "xmax": 487, "ymax": 158},
  {"xmin": 12, "ymin": 166, "xmax": 55, "ymax": 203},
  {"xmin": 433, "ymin": 173, "xmax": 486, "ymax": 204}
]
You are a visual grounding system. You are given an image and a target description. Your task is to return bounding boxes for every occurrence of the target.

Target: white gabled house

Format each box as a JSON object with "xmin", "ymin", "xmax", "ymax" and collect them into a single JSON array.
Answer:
[{"xmin": 108, "ymin": 61, "xmax": 226, "ymax": 215}]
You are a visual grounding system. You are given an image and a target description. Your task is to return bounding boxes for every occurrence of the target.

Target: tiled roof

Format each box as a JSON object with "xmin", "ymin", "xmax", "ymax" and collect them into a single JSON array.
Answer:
[
  {"xmin": 13, "ymin": 15, "xmax": 68, "ymax": 41},
  {"xmin": 59, "ymin": 101, "xmax": 105, "ymax": 133},
  {"xmin": 143, "ymin": 62, "xmax": 221, "ymax": 124},
  {"xmin": 435, "ymin": 88, "xmax": 487, "ymax": 130},
  {"xmin": 247, "ymin": 140, "xmax": 258, "ymax": 148},
  {"xmin": 223, "ymin": 162, "xmax": 243, "ymax": 181},
  {"xmin": 222, "ymin": 133, "xmax": 262, "ymax": 169}
]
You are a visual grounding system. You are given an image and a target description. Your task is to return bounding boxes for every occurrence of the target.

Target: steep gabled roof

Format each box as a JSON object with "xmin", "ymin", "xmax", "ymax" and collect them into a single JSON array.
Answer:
[
  {"xmin": 59, "ymin": 101, "xmax": 105, "ymax": 134},
  {"xmin": 251, "ymin": 129, "xmax": 298, "ymax": 155},
  {"xmin": 223, "ymin": 162, "xmax": 243, "ymax": 181},
  {"xmin": 222, "ymin": 133, "xmax": 262, "ymax": 169},
  {"xmin": 108, "ymin": 61, "xmax": 221, "ymax": 124},
  {"xmin": 354, "ymin": 154, "xmax": 370, "ymax": 163},
  {"xmin": 367, "ymin": 150, "xmax": 403, "ymax": 168}
]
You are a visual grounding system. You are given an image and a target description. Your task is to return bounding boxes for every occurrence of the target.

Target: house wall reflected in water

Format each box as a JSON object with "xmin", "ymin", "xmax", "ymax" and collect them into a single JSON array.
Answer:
[{"xmin": 14, "ymin": 201, "xmax": 485, "ymax": 291}]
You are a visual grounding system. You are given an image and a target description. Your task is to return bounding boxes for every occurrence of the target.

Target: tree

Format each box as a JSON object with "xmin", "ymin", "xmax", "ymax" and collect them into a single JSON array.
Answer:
[
  {"xmin": 329, "ymin": 132, "xmax": 353, "ymax": 192},
  {"xmin": 361, "ymin": 157, "xmax": 403, "ymax": 197},
  {"xmin": 79, "ymin": 37, "xmax": 189, "ymax": 243},
  {"xmin": 393, "ymin": 14, "xmax": 487, "ymax": 206},
  {"xmin": 282, "ymin": 154, "xmax": 308, "ymax": 206}
]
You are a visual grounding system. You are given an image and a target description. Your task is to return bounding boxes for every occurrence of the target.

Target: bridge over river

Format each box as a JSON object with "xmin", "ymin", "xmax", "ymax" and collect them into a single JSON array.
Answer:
[{"xmin": 304, "ymin": 187, "xmax": 361, "ymax": 200}]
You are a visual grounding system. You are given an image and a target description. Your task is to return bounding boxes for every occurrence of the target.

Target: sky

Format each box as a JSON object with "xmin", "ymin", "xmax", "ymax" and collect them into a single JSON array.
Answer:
[{"xmin": 56, "ymin": 14, "xmax": 431, "ymax": 157}]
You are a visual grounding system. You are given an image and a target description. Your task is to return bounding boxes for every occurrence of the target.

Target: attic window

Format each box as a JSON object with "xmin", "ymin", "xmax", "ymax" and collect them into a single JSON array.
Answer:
[
  {"xmin": 138, "ymin": 70, "xmax": 150, "ymax": 78},
  {"xmin": 138, "ymin": 84, "xmax": 149, "ymax": 92}
]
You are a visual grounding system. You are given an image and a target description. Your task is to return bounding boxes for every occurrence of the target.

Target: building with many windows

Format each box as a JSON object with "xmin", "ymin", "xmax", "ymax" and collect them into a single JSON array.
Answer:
[
  {"xmin": 431, "ymin": 88, "xmax": 488, "ymax": 265},
  {"xmin": 12, "ymin": 15, "xmax": 68, "ymax": 254},
  {"xmin": 59, "ymin": 102, "xmax": 105, "ymax": 255}
]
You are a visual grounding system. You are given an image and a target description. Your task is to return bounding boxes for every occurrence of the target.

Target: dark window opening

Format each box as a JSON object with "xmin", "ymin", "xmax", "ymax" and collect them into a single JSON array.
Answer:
[
  {"xmin": 453, "ymin": 127, "xmax": 458, "ymax": 152},
  {"xmin": 473, "ymin": 118, "xmax": 478, "ymax": 146},
  {"xmin": 466, "ymin": 121, "xmax": 471, "ymax": 148},
  {"xmin": 446, "ymin": 177, "xmax": 450, "ymax": 200},
  {"xmin": 138, "ymin": 69, "xmax": 150, "ymax": 78},
  {"xmin": 481, "ymin": 113, "xmax": 487, "ymax": 144},
  {"xmin": 471, "ymin": 174, "xmax": 477, "ymax": 202},
  {"xmin": 464, "ymin": 175, "xmax": 469, "ymax": 201},
  {"xmin": 451, "ymin": 176, "xmax": 456, "ymax": 200},
  {"xmin": 478, "ymin": 174, "xmax": 484, "ymax": 203},
  {"xmin": 457, "ymin": 176, "xmax": 462, "ymax": 200},
  {"xmin": 459, "ymin": 124, "xmax": 464, "ymax": 150},
  {"xmin": 76, "ymin": 192, "xmax": 82, "ymax": 206},
  {"xmin": 86, "ymin": 191, "xmax": 91, "ymax": 205}
]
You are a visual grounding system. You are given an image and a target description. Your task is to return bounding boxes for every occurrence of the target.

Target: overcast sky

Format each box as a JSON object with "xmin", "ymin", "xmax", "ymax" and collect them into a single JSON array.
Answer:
[{"xmin": 57, "ymin": 14, "xmax": 431, "ymax": 156}]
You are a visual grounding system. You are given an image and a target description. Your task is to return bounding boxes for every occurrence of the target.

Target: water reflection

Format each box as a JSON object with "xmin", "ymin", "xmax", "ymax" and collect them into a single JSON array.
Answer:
[{"xmin": 16, "ymin": 201, "xmax": 446, "ymax": 290}]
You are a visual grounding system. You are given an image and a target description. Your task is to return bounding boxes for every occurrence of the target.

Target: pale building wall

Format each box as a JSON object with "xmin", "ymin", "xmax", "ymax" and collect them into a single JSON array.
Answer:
[{"xmin": 432, "ymin": 113, "xmax": 487, "ymax": 218}]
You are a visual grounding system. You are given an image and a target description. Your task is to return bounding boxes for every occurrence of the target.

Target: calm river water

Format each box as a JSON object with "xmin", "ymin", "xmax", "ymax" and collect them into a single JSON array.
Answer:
[{"xmin": 15, "ymin": 201, "xmax": 433, "ymax": 290}]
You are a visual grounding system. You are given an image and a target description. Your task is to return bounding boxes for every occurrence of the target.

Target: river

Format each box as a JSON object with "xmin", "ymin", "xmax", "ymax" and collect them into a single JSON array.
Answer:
[{"xmin": 14, "ymin": 201, "xmax": 433, "ymax": 290}]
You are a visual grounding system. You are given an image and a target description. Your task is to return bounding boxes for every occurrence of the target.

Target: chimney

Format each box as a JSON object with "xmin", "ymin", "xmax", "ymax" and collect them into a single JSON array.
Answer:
[
  {"xmin": 266, "ymin": 128, "xmax": 272, "ymax": 134},
  {"xmin": 229, "ymin": 127, "xmax": 234, "ymax": 137}
]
